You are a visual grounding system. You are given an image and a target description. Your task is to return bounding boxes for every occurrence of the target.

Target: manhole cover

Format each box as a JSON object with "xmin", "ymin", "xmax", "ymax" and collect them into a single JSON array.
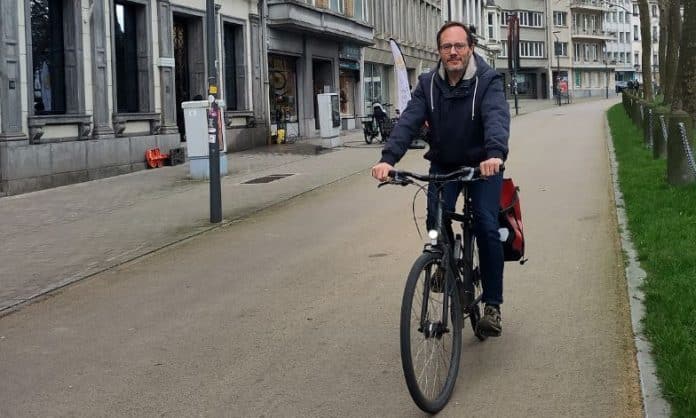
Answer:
[{"xmin": 242, "ymin": 174, "xmax": 294, "ymax": 184}]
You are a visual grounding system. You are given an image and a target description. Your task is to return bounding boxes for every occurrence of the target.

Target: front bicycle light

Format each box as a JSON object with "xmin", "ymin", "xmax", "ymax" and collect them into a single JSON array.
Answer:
[{"xmin": 428, "ymin": 230, "xmax": 439, "ymax": 245}]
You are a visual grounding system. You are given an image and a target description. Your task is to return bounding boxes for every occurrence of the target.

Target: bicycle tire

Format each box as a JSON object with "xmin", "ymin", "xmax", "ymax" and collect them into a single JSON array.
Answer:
[
  {"xmin": 364, "ymin": 129, "xmax": 373, "ymax": 144},
  {"xmin": 400, "ymin": 253, "xmax": 463, "ymax": 413},
  {"xmin": 463, "ymin": 232, "xmax": 487, "ymax": 341}
]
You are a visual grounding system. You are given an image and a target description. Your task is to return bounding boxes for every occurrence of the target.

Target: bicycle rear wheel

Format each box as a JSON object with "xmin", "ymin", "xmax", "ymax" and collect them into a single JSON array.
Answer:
[{"xmin": 400, "ymin": 253, "xmax": 462, "ymax": 413}]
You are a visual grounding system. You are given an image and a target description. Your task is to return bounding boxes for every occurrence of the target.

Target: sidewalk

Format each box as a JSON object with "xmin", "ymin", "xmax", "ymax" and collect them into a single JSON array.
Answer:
[{"xmin": 0, "ymin": 97, "xmax": 596, "ymax": 314}]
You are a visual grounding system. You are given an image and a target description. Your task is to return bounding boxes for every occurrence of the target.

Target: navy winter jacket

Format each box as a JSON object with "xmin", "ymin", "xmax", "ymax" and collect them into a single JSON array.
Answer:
[{"xmin": 380, "ymin": 53, "xmax": 510, "ymax": 168}]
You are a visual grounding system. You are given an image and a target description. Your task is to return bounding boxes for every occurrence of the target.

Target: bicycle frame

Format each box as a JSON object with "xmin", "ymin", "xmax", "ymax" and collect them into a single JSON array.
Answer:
[{"xmin": 422, "ymin": 181, "xmax": 480, "ymax": 331}]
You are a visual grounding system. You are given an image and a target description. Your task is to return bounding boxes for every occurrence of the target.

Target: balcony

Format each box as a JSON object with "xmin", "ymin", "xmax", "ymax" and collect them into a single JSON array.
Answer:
[
  {"xmin": 570, "ymin": 0, "xmax": 608, "ymax": 12},
  {"xmin": 571, "ymin": 28, "xmax": 614, "ymax": 40},
  {"xmin": 267, "ymin": 1, "xmax": 374, "ymax": 46}
]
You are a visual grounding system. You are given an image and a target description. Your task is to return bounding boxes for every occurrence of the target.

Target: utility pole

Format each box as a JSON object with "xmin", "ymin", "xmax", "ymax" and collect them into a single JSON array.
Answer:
[
  {"xmin": 206, "ymin": 0, "xmax": 222, "ymax": 223},
  {"xmin": 553, "ymin": 31, "xmax": 561, "ymax": 107},
  {"xmin": 605, "ymin": 60, "xmax": 609, "ymax": 99}
]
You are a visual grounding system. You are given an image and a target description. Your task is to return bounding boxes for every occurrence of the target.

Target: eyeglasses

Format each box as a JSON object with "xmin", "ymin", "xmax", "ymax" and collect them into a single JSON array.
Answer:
[{"xmin": 438, "ymin": 43, "xmax": 468, "ymax": 52}]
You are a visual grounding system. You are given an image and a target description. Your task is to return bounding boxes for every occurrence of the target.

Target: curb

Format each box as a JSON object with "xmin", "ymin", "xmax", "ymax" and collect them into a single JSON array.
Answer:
[{"xmin": 605, "ymin": 114, "xmax": 671, "ymax": 418}]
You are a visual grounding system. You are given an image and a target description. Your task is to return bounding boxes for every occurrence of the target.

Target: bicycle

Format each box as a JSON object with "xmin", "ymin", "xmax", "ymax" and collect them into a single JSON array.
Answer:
[
  {"xmin": 361, "ymin": 103, "xmax": 396, "ymax": 144},
  {"xmin": 379, "ymin": 165, "xmax": 498, "ymax": 413}
]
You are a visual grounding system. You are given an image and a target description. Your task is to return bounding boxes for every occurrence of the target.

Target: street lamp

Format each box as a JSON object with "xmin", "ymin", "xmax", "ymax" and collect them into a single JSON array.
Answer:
[
  {"xmin": 604, "ymin": 59, "xmax": 609, "ymax": 99},
  {"xmin": 552, "ymin": 30, "xmax": 561, "ymax": 106}
]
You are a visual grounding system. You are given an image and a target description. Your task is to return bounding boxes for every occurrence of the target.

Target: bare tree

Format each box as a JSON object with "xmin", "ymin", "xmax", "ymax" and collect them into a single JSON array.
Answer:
[
  {"xmin": 663, "ymin": 0, "xmax": 682, "ymax": 105},
  {"xmin": 672, "ymin": 0, "xmax": 695, "ymax": 114},
  {"xmin": 638, "ymin": 0, "xmax": 654, "ymax": 101}
]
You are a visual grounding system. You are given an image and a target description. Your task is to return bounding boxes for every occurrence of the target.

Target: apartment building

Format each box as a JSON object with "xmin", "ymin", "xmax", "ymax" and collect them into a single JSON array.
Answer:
[
  {"xmin": 495, "ymin": 0, "xmax": 550, "ymax": 99},
  {"xmin": 361, "ymin": 1, "xmax": 442, "ymax": 116}
]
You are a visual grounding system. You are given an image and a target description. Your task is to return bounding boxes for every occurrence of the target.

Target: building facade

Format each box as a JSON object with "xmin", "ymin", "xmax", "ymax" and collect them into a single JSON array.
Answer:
[
  {"xmin": 0, "ymin": 0, "xmax": 266, "ymax": 195},
  {"xmin": 263, "ymin": 0, "xmax": 373, "ymax": 137},
  {"xmin": 361, "ymin": 1, "xmax": 442, "ymax": 118}
]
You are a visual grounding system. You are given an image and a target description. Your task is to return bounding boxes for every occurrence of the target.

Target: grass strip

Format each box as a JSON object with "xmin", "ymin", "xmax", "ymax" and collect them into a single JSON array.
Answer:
[{"xmin": 607, "ymin": 104, "xmax": 696, "ymax": 417}]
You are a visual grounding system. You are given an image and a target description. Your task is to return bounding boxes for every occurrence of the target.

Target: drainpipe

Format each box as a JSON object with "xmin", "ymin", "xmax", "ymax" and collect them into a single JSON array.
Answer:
[{"xmin": 258, "ymin": 0, "xmax": 271, "ymax": 131}]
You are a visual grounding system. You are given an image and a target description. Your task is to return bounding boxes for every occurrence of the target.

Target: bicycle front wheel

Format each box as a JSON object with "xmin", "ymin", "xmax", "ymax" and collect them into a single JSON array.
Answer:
[{"xmin": 400, "ymin": 253, "xmax": 463, "ymax": 414}]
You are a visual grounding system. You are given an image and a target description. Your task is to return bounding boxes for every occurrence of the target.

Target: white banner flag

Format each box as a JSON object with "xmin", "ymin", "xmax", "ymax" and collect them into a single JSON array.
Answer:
[{"xmin": 389, "ymin": 38, "xmax": 411, "ymax": 115}]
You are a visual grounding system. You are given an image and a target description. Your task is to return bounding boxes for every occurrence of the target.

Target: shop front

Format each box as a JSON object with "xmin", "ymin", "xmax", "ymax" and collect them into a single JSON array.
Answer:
[
  {"xmin": 339, "ymin": 45, "xmax": 361, "ymax": 130},
  {"xmin": 265, "ymin": 1, "xmax": 373, "ymax": 141}
]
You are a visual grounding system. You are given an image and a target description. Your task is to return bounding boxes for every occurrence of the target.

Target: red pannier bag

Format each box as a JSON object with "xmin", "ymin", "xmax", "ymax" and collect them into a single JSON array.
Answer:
[{"xmin": 499, "ymin": 178, "xmax": 526, "ymax": 263}]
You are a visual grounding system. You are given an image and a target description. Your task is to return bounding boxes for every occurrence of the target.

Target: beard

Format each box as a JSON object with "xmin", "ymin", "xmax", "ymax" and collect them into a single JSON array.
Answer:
[{"xmin": 444, "ymin": 53, "xmax": 471, "ymax": 73}]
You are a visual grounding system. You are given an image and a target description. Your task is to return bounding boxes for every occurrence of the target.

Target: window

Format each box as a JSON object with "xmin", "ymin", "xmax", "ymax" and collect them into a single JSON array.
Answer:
[
  {"xmin": 554, "ymin": 41, "xmax": 568, "ymax": 57},
  {"xmin": 269, "ymin": 55, "xmax": 298, "ymax": 123},
  {"xmin": 652, "ymin": 26, "xmax": 657, "ymax": 39},
  {"xmin": 330, "ymin": 0, "xmax": 345, "ymax": 13},
  {"xmin": 520, "ymin": 41, "xmax": 544, "ymax": 58},
  {"xmin": 553, "ymin": 11, "xmax": 567, "ymax": 26},
  {"xmin": 518, "ymin": 11, "xmax": 529, "ymax": 26},
  {"xmin": 619, "ymin": 32, "xmax": 624, "ymax": 42},
  {"xmin": 634, "ymin": 52, "xmax": 639, "ymax": 64},
  {"xmin": 488, "ymin": 13, "xmax": 495, "ymax": 39},
  {"xmin": 619, "ymin": 11, "xmax": 623, "ymax": 23},
  {"xmin": 223, "ymin": 22, "xmax": 247, "ymax": 111},
  {"xmin": 651, "ymin": 4, "xmax": 657, "ymax": 17},
  {"xmin": 633, "ymin": 4, "xmax": 638, "ymax": 14},
  {"xmin": 114, "ymin": 1, "xmax": 151, "ymax": 113},
  {"xmin": 633, "ymin": 25, "xmax": 639, "ymax": 40},
  {"xmin": 353, "ymin": 0, "xmax": 368, "ymax": 21},
  {"xmin": 530, "ymin": 12, "xmax": 543, "ymax": 27},
  {"xmin": 363, "ymin": 63, "xmax": 388, "ymax": 114},
  {"xmin": 500, "ymin": 40, "xmax": 508, "ymax": 57},
  {"xmin": 574, "ymin": 44, "xmax": 581, "ymax": 62},
  {"xmin": 31, "ymin": 0, "xmax": 66, "ymax": 114}
]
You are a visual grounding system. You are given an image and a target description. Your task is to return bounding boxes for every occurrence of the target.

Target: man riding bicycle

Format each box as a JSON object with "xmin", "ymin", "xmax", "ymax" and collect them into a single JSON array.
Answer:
[{"xmin": 372, "ymin": 21, "xmax": 510, "ymax": 336}]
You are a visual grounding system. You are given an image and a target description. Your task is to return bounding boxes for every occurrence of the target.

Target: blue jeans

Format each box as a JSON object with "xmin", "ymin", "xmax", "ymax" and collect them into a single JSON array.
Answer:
[{"xmin": 426, "ymin": 163, "xmax": 504, "ymax": 306}]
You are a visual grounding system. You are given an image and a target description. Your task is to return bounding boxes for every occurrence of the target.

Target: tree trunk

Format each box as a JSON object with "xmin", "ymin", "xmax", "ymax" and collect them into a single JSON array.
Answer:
[
  {"xmin": 659, "ymin": 0, "xmax": 668, "ymax": 88},
  {"xmin": 638, "ymin": 0, "xmax": 654, "ymax": 101},
  {"xmin": 663, "ymin": 0, "xmax": 682, "ymax": 105},
  {"xmin": 673, "ymin": 0, "xmax": 696, "ymax": 114}
]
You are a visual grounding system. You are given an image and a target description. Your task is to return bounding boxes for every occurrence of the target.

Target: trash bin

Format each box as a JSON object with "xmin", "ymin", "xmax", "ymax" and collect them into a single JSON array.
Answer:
[
  {"xmin": 316, "ymin": 93, "xmax": 342, "ymax": 148},
  {"xmin": 181, "ymin": 100, "xmax": 228, "ymax": 179}
]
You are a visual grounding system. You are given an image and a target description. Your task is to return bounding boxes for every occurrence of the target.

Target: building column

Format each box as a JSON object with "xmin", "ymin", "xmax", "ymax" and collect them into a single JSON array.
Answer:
[
  {"xmin": 249, "ymin": 13, "xmax": 267, "ymax": 127},
  {"xmin": 0, "ymin": 0, "xmax": 25, "ymax": 141},
  {"xmin": 156, "ymin": 0, "xmax": 178, "ymax": 134},
  {"xmin": 90, "ymin": 0, "xmax": 114, "ymax": 138}
]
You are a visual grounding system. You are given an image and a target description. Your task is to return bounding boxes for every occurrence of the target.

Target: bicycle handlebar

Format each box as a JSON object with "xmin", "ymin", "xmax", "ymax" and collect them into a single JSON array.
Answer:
[{"xmin": 377, "ymin": 164, "xmax": 505, "ymax": 188}]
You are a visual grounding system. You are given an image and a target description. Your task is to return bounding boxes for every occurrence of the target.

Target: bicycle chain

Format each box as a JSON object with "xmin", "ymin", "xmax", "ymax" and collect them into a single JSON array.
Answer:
[{"xmin": 678, "ymin": 122, "xmax": 696, "ymax": 178}]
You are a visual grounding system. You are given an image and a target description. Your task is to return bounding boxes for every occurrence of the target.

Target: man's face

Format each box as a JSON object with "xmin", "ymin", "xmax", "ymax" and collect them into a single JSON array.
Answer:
[{"xmin": 438, "ymin": 26, "xmax": 473, "ymax": 73}]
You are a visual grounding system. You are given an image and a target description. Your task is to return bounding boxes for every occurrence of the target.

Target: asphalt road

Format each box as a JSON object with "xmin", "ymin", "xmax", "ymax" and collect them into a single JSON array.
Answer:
[{"xmin": 0, "ymin": 99, "xmax": 642, "ymax": 417}]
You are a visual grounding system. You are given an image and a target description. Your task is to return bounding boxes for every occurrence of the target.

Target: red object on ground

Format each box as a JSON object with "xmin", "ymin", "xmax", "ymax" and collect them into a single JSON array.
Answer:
[{"xmin": 145, "ymin": 148, "xmax": 169, "ymax": 168}]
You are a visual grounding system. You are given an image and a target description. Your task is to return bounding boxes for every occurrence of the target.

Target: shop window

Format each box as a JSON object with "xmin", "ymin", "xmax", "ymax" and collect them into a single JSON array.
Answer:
[
  {"xmin": 223, "ymin": 21, "xmax": 246, "ymax": 111},
  {"xmin": 269, "ymin": 55, "xmax": 298, "ymax": 125},
  {"xmin": 114, "ymin": 1, "xmax": 152, "ymax": 113},
  {"xmin": 339, "ymin": 71, "xmax": 356, "ymax": 117},
  {"xmin": 364, "ymin": 63, "xmax": 388, "ymax": 114}
]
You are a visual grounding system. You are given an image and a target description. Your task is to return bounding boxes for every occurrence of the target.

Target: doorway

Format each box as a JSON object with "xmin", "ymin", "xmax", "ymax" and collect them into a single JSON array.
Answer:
[{"xmin": 173, "ymin": 14, "xmax": 205, "ymax": 141}]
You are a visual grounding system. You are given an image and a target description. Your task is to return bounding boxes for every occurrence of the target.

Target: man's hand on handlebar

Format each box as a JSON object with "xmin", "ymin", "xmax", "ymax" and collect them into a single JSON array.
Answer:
[
  {"xmin": 372, "ymin": 162, "xmax": 394, "ymax": 182},
  {"xmin": 479, "ymin": 158, "xmax": 504, "ymax": 177}
]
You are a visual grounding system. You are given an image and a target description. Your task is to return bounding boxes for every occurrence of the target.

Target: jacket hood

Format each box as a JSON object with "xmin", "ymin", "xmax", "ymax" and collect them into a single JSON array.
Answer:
[{"xmin": 428, "ymin": 53, "xmax": 497, "ymax": 120}]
